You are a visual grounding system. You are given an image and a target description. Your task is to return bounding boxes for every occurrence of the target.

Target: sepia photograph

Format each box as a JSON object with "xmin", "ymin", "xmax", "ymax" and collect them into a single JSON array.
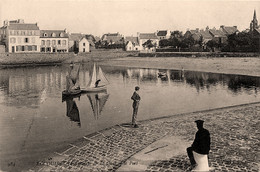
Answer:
[{"xmin": 0, "ymin": 0, "xmax": 259, "ymax": 171}]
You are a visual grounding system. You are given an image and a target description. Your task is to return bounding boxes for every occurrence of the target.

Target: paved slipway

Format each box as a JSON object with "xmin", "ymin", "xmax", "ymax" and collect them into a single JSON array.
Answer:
[{"xmin": 32, "ymin": 102, "xmax": 260, "ymax": 172}]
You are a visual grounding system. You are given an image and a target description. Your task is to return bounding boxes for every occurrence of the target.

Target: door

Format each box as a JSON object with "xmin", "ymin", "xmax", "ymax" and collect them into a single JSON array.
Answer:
[{"xmin": 12, "ymin": 46, "xmax": 15, "ymax": 53}]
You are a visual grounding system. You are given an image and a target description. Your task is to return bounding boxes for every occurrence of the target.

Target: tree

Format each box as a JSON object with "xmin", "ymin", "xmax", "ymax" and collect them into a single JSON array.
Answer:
[
  {"xmin": 142, "ymin": 39, "xmax": 155, "ymax": 49},
  {"xmin": 206, "ymin": 40, "xmax": 218, "ymax": 52}
]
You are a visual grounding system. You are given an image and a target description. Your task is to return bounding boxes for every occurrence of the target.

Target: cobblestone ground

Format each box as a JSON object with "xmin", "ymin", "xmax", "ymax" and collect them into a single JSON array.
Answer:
[{"xmin": 34, "ymin": 103, "xmax": 260, "ymax": 172}]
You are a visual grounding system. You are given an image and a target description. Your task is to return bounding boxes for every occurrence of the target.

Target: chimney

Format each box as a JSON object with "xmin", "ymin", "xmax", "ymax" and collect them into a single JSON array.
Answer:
[
  {"xmin": 64, "ymin": 28, "xmax": 67, "ymax": 33},
  {"xmin": 18, "ymin": 19, "xmax": 24, "ymax": 23},
  {"xmin": 137, "ymin": 32, "xmax": 140, "ymax": 37},
  {"xmin": 233, "ymin": 26, "xmax": 237, "ymax": 29},
  {"xmin": 4, "ymin": 20, "xmax": 9, "ymax": 27},
  {"xmin": 206, "ymin": 26, "xmax": 209, "ymax": 30},
  {"xmin": 196, "ymin": 28, "xmax": 199, "ymax": 32}
]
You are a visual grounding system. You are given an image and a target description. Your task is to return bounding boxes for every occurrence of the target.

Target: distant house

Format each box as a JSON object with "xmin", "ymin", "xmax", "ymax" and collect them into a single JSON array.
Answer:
[
  {"xmin": 0, "ymin": 19, "xmax": 40, "ymax": 53},
  {"xmin": 220, "ymin": 26, "xmax": 239, "ymax": 35},
  {"xmin": 138, "ymin": 33, "xmax": 159, "ymax": 52},
  {"xmin": 101, "ymin": 32, "xmax": 124, "ymax": 45},
  {"xmin": 125, "ymin": 36, "xmax": 140, "ymax": 51},
  {"xmin": 40, "ymin": 29, "xmax": 69, "ymax": 53},
  {"xmin": 79, "ymin": 37, "xmax": 90, "ymax": 53},
  {"xmin": 184, "ymin": 27, "xmax": 212, "ymax": 43},
  {"xmin": 69, "ymin": 33, "xmax": 83, "ymax": 52},
  {"xmin": 209, "ymin": 28, "xmax": 227, "ymax": 44},
  {"xmin": 157, "ymin": 30, "xmax": 171, "ymax": 40}
]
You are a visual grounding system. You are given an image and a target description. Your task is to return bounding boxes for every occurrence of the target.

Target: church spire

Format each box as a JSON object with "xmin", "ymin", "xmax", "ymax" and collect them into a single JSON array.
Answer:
[
  {"xmin": 254, "ymin": 9, "xmax": 257, "ymax": 20},
  {"xmin": 250, "ymin": 10, "xmax": 258, "ymax": 32}
]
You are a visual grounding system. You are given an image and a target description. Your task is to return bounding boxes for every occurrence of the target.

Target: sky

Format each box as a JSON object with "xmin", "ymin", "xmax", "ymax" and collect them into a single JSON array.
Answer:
[{"xmin": 0, "ymin": 0, "xmax": 260, "ymax": 37}]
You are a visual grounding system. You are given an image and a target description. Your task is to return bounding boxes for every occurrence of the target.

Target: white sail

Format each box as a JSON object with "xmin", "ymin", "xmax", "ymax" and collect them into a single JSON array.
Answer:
[
  {"xmin": 97, "ymin": 67, "xmax": 109, "ymax": 87},
  {"xmin": 87, "ymin": 63, "xmax": 97, "ymax": 88}
]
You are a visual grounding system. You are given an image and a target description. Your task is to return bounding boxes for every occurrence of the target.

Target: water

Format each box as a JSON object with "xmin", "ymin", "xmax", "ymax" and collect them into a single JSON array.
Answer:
[{"xmin": 0, "ymin": 63, "xmax": 260, "ymax": 171}]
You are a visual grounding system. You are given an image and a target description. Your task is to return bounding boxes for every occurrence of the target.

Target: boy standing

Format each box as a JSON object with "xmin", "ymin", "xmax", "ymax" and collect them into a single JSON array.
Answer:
[{"xmin": 131, "ymin": 86, "xmax": 141, "ymax": 128}]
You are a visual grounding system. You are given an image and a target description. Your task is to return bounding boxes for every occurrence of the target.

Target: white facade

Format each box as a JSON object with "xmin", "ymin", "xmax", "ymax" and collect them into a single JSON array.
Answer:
[
  {"xmin": 78, "ymin": 37, "xmax": 90, "ymax": 52},
  {"xmin": 40, "ymin": 37, "xmax": 68, "ymax": 52},
  {"xmin": 8, "ymin": 31, "xmax": 41, "ymax": 53},
  {"xmin": 125, "ymin": 41, "xmax": 141, "ymax": 51}
]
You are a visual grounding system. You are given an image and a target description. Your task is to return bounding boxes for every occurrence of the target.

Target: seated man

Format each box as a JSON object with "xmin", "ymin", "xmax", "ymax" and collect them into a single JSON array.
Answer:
[
  {"xmin": 95, "ymin": 79, "xmax": 101, "ymax": 88},
  {"xmin": 187, "ymin": 120, "xmax": 211, "ymax": 168}
]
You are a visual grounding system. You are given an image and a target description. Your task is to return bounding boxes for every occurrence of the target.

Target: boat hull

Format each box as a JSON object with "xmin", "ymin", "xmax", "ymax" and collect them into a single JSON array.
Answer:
[
  {"xmin": 62, "ymin": 89, "xmax": 82, "ymax": 96},
  {"xmin": 81, "ymin": 86, "xmax": 107, "ymax": 93}
]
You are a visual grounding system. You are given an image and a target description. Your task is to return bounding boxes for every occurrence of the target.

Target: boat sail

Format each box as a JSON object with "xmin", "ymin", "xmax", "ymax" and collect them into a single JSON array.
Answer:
[
  {"xmin": 63, "ymin": 63, "xmax": 81, "ymax": 96},
  {"xmin": 87, "ymin": 92, "xmax": 109, "ymax": 119},
  {"xmin": 85, "ymin": 63, "xmax": 109, "ymax": 92}
]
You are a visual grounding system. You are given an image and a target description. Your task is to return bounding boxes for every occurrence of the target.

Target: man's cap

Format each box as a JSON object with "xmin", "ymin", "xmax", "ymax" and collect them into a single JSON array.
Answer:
[
  {"xmin": 195, "ymin": 120, "xmax": 204, "ymax": 124},
  {"xmin": 135, "ymin": 86, "xmax": 140, "ymax": 91}
]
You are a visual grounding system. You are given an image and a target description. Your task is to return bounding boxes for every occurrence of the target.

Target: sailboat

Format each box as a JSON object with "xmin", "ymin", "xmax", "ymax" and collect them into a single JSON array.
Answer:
[
  {"xmin": 83, "ymin": 63, "xmax": 109, "ymax": 92},
  {"xmin": 62, "ymin": 63, "xmax": 81, "ymax": 96},
  {"xmin": 87, "ymin": 92, "xmax": 109, "ymax": 119}
]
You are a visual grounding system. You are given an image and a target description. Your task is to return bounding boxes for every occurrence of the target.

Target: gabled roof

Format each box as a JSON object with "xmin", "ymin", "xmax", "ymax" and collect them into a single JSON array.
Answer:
[
  {"xmin": 8, "ymin": 23, "xmax": 39, "ymax": 30},
  {"xmin": 101, "ymin": 33, "xmax": 121, "ymax": 40},
  {"xmin": 209, "ymin": 29, "xmax": 226, "ymax": 37},
  {"xmin": 157, "ymin": 30, "xmax": 168, "ymax": 36},
  {"xmin": 106, "ymin": 35, "xmax": 124, "ymax": 44},
  {"xmin": 40, "ymin": 30, "xmax": 69, "ymax": 38},
  {"xmin": 69, "ymin": 33, "xmax": 85, "ymax": 41},
  {"xmin": 125, "ymin": 36, "xmax": 139, "ymax": 45},
  {"xmin": 139, "ymin": 33, "xmax": 158, "ymax": 40},
  {"xmin": 221, "ymin": 26, "xmax": 238, "ymax": 35},
  {"xmin": 199, "ymin": 30, "xmax": 212, "ymax": 39}
]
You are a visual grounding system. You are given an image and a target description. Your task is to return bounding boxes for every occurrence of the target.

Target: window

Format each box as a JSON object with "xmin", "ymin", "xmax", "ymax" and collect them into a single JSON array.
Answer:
[
  {"xmin": 52, "ymin": 33, "xmax": 56, "ymax": 37},
  {"xmin": 44, "ymin": 33, "xmax": 48, "ymax": 37},
  {"xmin": 18, "ymin": 38, "xmax": 21, "ymax": 43},
  {"xmin": 10, "ymin": 38, "xmax": 16, "ymax": 43},
  {"xmin": 58, "ymin": 40, "xmax": 61, "ymax": 45},
  {"xmin": 47, "ymin": 40, "xmax": 50, "ymax": 46},
  {"xmin": 10, "ymin": 30, "xmax": 13, "ymax": 35},
  {"xmin": 62, "ymin": 40, "xmax": 66, "ymax": 45},
  {"xmin": 83, "ymin": 48, "xmax": 85, "ymax": 52},
  {"xmin": 52, "ymin": 40, "xmax": 56, "ymax": 45},
  {"xmin": 59, "ymin": 33, "xmax": 64, "ymax": 37},
  {"xmin": 25, "ymin": 45, "xmax": 28, "ymax": 51},
  {"xmin": 41, "ymin": 47, "xmax": 45, "ymax": 52},
  {"xmin": 28, "ymin": 46, "xmax": 32, "ymax": 51},
  {"xmin": 29, "ymin": 31, "xmax": 32, "ymax": 35},
  {"xmin": 16, "ymin": 46, "xmax": 19, "ymax": 51},
  {"xmin": 41, "ymin": 40, "xmax": 45, "ymax": 46},
  {"xmin": 22, "ymin": 46, "xmax": 25, "ymax": 51},
  {"xmin": 22, "ymin": 31, "xmax": 25, "ymax": 35},
  {"xmin": 25, "ymin": 38, "xmax": 29, "ymax": 43},
  {"xmin": 83, "ymin": 43, "xmax": 85, "ymax": 46},
  {"xmin": 46, "ymin": 47, "xmax": 51, "ymax": 52},
  {"xmin": 32, "ymin": 37, "xmax": 35, "ymax": 43}
]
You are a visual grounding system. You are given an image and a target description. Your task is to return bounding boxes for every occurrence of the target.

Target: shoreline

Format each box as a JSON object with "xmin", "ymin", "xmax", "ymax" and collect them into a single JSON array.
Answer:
[
  {"xmin": 29, "ymin": 101, "xmax": 260, "ymax": 172},
  {"xmin": 100, "ymin": 56, "xmax": 260, "ymax": 77}
]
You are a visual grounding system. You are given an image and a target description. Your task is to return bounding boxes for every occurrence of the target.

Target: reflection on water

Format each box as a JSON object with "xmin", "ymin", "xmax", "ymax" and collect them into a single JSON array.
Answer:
[
  {"xmin": 0, "ymin": 64, "xmax": 260, "ymax": 171},
  {"xmin": 87, "ymin": 92, "xmax": 110, "ymax": 120},
  {"xmin": 63, "ymin": 95, "xmax": 81, "ymax": 127}
]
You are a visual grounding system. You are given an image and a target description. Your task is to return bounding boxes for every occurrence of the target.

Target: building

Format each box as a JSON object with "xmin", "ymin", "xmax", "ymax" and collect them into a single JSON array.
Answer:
[
  {"xmin": 101, "ymin": 32, "xmax": 124, "ymax": 45},
  {"xmin": 157, "ymin": 30, "xmax": 171, "ymax": 40},
  {"xmin": 40, "ymin": 29, "xmax": 69, "ymax": 53},
  {"xmin": 0, "ymin": 19, "xmax": 40, "ymax": 53},
  {"xmin": 125, "ymin": 36, "xmax": 140, "ymax": 51},
  {"xmin": 68, "ymin": 33, "xmax": 85, "ymax": 52},
  {"xmin": 68, "ymin": 33, "xmax": 91, "ymax": 53},
  {"xmin": 209, "ymin": 28, "xmax": 227, "ymax": 44},
  {"xmin": 220, "ymin": 25, "xmax": 239, "ymax": 35},
  {"xmin": 250, "ymin": 10, "xmax": 259, "ymax": 32},
  {"xmin": 138, "ymin": 33, "xmax": 159, "ymax": 51},
  {"xmin": 78, "ymin": 37, "xmax": 90, "ymax": 52}
]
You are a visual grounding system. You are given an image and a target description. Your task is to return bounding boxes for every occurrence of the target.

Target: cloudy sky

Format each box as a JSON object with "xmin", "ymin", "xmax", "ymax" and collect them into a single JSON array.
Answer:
[{"xmin": 1, "ymin": 0, "xmax": 260, "ymax": 36}]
